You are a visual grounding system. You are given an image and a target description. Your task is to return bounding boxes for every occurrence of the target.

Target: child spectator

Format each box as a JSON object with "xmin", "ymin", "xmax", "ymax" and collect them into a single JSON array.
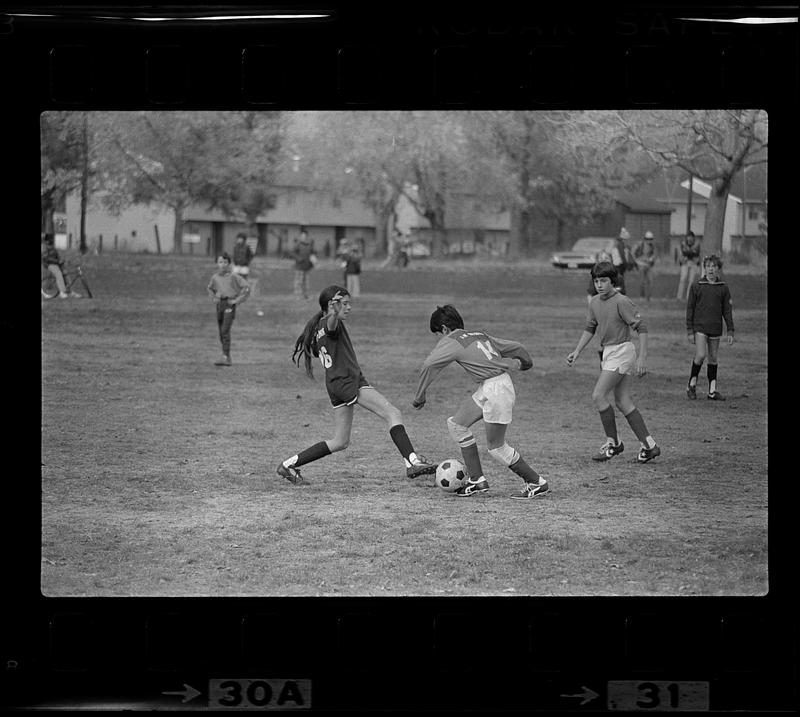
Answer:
[{"xmin": 207, "ymin": 252, "xmax": 250, "ymax": 366}]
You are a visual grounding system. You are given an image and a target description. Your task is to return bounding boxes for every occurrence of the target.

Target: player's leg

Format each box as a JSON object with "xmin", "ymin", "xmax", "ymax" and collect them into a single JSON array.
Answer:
[
  {"xmin": 591, "ymin": 368, "xmax": 625, "ymax": 460},
  {"xmin": 483, "ymin": 421, "xmax": 549, "ymax": 500},
  {"xmin": 276, "ymin": 404, "xmax": 352, "ymax": 483},
  {"xmin": 48, "ymin": 264, "xmax": 68, "ymax": 297},
  {"xmin": 213, "ymin": 304, "xmax": 228, "ymax": 365},
  {"xmin": 356, "ymin": 387, "xmax": 437, "ymax": 477},
  {"xmin": 676, "ymin": 263, "xmax": 688, "ymax": 300},
  {"xmin": 448, "ymin": 394, "xmax": 485, "ymax": 483},
  {"xmin": 706, "ymin": 336, "xmax": 725, "ymax": 400},
  {"xmin": 613, "ymin": 372, "xmax": 659, "ymax": 462},
  {"xmin": 686, "ymin": 331, "xmax": 706, "ymax": 398}
]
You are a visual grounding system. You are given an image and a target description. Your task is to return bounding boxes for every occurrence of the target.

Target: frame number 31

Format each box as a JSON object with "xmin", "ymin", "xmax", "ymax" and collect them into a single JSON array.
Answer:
[{"xmin": 608, "ymin": 681, "xmax": 709, "ymax": 711}]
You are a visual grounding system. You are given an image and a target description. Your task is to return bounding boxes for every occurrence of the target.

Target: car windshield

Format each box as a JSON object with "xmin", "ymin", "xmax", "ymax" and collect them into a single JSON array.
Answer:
[{"xmin": 571, "ymin": 238, "xmax": 612, "ymax": 252}]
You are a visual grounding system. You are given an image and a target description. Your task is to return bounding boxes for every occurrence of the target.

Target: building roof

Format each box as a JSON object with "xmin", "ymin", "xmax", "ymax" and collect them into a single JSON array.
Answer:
[{"xmin": 615, "ymin": 161, "xmax": 767, "ymax": 211}]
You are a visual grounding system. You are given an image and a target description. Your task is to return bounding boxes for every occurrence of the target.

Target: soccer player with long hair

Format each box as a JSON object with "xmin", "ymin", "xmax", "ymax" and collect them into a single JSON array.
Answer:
[{"xmin": 277, "ymin": 285, "xmax": 437, "ymax": 483}]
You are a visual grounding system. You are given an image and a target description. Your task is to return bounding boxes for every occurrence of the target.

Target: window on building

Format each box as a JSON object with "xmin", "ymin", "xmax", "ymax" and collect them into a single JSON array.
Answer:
[{"xmin": 748, "ymin": 208, "xmax": 759, "ymax": 220}]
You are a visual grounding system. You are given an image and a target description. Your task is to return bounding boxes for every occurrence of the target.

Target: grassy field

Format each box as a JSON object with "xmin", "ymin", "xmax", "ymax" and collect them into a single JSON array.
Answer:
[{"xmin": 40, "ymin": 251, "xmax": 768, "ymax": 597}]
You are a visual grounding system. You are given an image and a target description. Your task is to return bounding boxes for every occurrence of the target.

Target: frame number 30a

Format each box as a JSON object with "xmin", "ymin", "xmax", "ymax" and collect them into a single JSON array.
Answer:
[
  {"xmin": 608, "ymin": 681, "xmax": 709, "ymax": 711},
  {"xmin": 209, "ymin": 679, "xmax": 311, "ymax": 710}
]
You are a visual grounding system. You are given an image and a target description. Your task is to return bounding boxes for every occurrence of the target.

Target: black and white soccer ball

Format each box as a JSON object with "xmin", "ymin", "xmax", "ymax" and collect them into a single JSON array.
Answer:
[{"xmin": 434, "ymin": 458, "xmax": 466, "ymax": 492}]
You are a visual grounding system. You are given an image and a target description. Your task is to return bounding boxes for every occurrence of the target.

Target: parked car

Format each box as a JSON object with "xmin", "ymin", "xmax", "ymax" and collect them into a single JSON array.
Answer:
[{"xmin": 551, "ymin": 236, "xmax": 616, "ymax": 269}]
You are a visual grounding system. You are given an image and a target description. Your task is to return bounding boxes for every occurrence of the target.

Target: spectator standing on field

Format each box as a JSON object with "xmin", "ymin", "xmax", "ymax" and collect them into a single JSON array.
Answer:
[
  {"xmin": 676, "ymin": 230, "xmax": 702, "ymax": 301},
  {"xmin": 232, "ymin": 232, "xmax": 254, "ymax": 278},
  {"xmin": 336, "ymin": 238, "xmax": 351, "ymax": 284},
  {"xmin": 290, "ymin": 229, "xmax": 315, "ymax": 300},
  {"xmin": 41, "ymin": 233, "xmax": 77, "ymax": 298},
  {"xmin": 207, "ymin": 251, "xmax": 250, "ymax": 366},
  {"xmin": 633, "ymin": 230, "xmax": 657, "ymax": 301},
  {"xmin": 344, "ymin": 243, "xmax": 362, "ymax": 297},
  {"xmin": 611, "ymin": 227, "xmax": 635, "ymax": 295}
]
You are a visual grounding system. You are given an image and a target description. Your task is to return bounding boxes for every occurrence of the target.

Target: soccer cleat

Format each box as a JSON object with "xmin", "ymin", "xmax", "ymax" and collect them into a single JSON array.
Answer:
[
  {"xmin": 277, "ymin": 463, "xmax": 303, "ymax": 484},
  {"xmin": 707, "ymin": 391, "xmax": 726, "ymax": 401},
  {"xmin": 455, "ymin": 476, "xmax": 489, "ymax": 497},
  {"xmin": 510, "ymin": 479, "xmax": 549, "ymax": 500},
  {"xmin": 406, "ymin": 455, "xmax": 438, "ymax": 479},
  {"xmin": 592, "ymin": 439, "xmax": 624, "ymax": 462},
  {"xmin": 687, "ymin": 385, "xmax": 697, "ymax": 400},
  {"xmin": 214, "ymin": 354, "xmax": 232, "ymax": 366},
  {"xmin": 637, "ymin": 445, "xmax": 661, "ymax": 463}
]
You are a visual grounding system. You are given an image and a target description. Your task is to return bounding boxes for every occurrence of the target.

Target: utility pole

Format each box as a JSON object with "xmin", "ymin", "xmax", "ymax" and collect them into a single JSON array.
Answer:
[
  {"xmin": 741, "ymin": 165, "xmax": 748, "ymax": 241},
  {"xmin": 686, "ymin": 174, "xmax": 693, "ymax": 235}
]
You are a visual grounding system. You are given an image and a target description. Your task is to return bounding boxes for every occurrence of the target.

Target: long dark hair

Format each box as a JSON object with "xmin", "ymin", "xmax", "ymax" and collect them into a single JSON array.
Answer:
[
  {"xmin": 429, "ymin": 304, "xmax": 464, "ymax": 334},
  {"xmin": 292, "ymin": 285, "xmax": 349, "ymax": 378}
]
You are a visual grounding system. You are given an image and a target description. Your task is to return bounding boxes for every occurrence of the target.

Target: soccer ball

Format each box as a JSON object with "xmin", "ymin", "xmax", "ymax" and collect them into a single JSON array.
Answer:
[{"xmin": 435, "ymin": 458, "xmax": 467, "ymax": 492}]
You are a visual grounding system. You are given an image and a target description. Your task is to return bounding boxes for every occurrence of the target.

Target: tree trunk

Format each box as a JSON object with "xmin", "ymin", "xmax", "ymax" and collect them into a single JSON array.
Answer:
[
  {"xmin": 79, "ymin": 113, "xmax": 90, "ymax": 255},
  {"xmin": 374, "ymin": 203, "xmax": 394, "ymax": 257},
  {"xmin": 555, "ymin": 217, "xmax": 566, "ymax": 250},
  {"xmin": 508, "ymin": 206, "xmax": 522, "ymax": 260},
  {"xmin": 702, "ymin": 179, "xmax": 729, "ymax": 256},
  {"xmin": 172, "ymin": 205, "xmax": 185, "ymax": 254},
  {"xmin": 41, "ymin": 195, "xmax": 55, "ymax": 235}
]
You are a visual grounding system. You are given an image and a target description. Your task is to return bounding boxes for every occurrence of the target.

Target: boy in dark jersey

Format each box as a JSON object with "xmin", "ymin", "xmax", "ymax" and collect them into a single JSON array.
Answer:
[
  {"xmin": 685, "ymin": 255, "xmax": 735, "ymax": 400},
  {"xmin": 413, "ymin": 304, "xmax": 549, "ymax": 499},
  {"xmin": 277, "ymin": 285, "xmax": 437, "ymax": 483}
]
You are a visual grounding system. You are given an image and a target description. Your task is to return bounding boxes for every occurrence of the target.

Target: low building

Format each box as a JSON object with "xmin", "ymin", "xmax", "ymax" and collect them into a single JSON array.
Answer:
[{"xmin": 63, "ymin": 164, "xmax": 380, "ymax": 258}]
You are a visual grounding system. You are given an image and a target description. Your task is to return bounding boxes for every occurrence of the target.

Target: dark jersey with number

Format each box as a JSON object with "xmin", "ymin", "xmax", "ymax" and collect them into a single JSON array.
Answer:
[{"xmin": 315, "ymin": 318, "xmax": 368, "ymax": 405}]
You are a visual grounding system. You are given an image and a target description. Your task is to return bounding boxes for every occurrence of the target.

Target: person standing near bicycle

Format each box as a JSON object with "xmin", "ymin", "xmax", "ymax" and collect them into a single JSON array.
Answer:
[{"xmin": 41, "ymin": 233, "xmax": 78, "ymax": 298}]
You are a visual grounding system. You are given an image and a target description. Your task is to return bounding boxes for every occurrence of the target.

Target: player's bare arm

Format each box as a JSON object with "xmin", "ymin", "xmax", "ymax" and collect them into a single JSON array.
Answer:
[{"xmin": 567, "ymin": 330, "xmax": 594, "ymax": 366}]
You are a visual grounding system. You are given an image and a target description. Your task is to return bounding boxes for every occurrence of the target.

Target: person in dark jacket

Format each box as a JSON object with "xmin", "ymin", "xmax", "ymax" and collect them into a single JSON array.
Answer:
[
  {"xmin": 290, "ymin": 229, "xmax": 315, "ymax": 300},
  {"xmin": 685, "ymin": 254, "xmax": 735, "ymax": 401}
]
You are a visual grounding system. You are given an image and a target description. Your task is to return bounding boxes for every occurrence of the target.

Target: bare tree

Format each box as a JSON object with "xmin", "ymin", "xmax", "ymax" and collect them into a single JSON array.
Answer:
[{"xmin": 616, "ymin": 109, "xmax": 767, "ymax": 254}]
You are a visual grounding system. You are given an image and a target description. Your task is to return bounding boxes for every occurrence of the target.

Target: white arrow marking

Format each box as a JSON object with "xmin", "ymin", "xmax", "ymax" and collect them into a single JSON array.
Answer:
[
  {"xmin": 560, "ymin": 685, "xmax": 600, "ymax": 705},
  {"xmin": 162, "ymin": 683, "xmax": 202, "ymax": 703}
]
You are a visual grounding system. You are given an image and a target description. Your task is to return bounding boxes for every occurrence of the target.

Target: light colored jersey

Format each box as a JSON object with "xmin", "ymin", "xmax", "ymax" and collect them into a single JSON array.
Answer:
[
  {"xmin": 586, "ymin": 290, "xmax": 647, "ymax": 349},
  {"xmin": 414, "ymin": 329, "xmax": 532, "ymax": 405},
  {"xmin": 207, "ymin": 270, "xmax": 250, "ymax": 301}
]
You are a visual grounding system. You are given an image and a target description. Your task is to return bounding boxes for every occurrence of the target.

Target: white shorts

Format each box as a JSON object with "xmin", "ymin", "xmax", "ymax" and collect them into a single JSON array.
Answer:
[
  {"xmin": 601, "ymin": 341, "xmax": 636, "ymax": 375},
  {"xmin": 233, "ymin": 265, "xmax": 250, "ymax": 276},
  {"xmin": 471, "ymin": 373, "xmax": 515, "ymax": 424}
]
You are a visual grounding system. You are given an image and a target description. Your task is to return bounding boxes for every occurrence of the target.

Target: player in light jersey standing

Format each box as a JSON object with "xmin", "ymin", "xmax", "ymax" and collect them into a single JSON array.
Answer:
[
  {"xmin": 412, "ymin": 304, "xmax": 550, "ymax": 499},
  {"xmin": 277, "ymin": 285, "xmax": 437, "ymax": 483},
  {"xmin": 566, "ymin": 261, "xmax": 661, "ymax": 463}
]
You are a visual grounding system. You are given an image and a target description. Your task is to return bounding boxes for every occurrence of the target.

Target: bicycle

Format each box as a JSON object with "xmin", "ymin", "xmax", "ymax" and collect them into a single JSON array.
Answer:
[{"xmin": 41, "ymin": 261, "xmax": 94, "ymax": 299}]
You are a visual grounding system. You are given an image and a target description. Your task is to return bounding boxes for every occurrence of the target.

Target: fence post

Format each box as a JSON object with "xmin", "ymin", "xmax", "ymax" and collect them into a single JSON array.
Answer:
[
  {"xmin": 153, "ymin": 225, "xmax": 162, "ymax": 254},
  {"xmin": 114, "ymin": 234, "xmax": 118, "ymax": 251},
  {"xmin": 98, "ymin": 234, "xmax": 103, "ymax": 254}
]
